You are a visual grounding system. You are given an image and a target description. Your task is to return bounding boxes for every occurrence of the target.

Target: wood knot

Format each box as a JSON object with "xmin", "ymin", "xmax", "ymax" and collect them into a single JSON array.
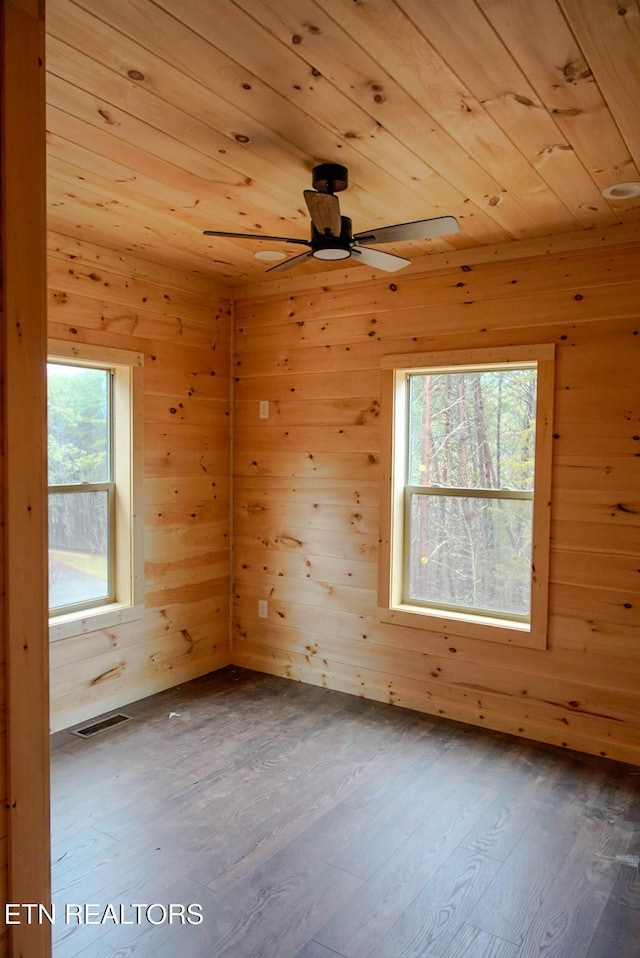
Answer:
[{"xmin": 98, "ymin": 108, "xmax": 116, "ymax": 125}]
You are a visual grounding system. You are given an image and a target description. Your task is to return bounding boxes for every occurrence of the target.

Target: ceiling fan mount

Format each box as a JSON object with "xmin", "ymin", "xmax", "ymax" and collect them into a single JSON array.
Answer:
[
  {"xmin": 311, "ymin": 162, "xmax": 349, "ymax": 195},
  {"xmin": 203, "ymin": 163, "xmax": 459, "ymax": 274}
]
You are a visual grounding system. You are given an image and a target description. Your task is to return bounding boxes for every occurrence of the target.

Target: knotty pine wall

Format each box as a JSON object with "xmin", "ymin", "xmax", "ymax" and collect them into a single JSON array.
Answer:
[
  {"xmin": 0, "ymin": 323, "xmax": 6, "ymax": 958},
  {"xmin": 233, "ymin": 240, "xmax": 640, "ymax": 765},
  {"xmin": 47, "ymin": 232, "xmax": 232, "ymax": 731},
  {"xmin": 3, "ymin": 3, "xmax": 51, "ymax": 954}
]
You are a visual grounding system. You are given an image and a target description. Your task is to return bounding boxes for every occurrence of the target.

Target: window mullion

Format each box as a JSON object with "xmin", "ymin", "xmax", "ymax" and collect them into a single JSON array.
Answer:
[
  {"xmin": 48, "ymin": 482, "xmax": 114, "ymax": 495},
  {"xmin": 407, "ymin": 485, "xmax": 533, "ymax": 501}
]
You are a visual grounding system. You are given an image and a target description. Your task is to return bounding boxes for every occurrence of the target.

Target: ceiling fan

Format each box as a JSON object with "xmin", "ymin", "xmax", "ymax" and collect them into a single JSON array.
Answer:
[{"xmin": 203, "ymin": 163, "xmax": 459, "ymax": 274}]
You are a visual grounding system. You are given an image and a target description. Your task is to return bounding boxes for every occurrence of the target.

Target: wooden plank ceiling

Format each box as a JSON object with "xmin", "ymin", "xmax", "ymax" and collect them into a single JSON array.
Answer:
[{"xmin": 46, "ymin": 0, "xmax": 640, "ymax": 285}]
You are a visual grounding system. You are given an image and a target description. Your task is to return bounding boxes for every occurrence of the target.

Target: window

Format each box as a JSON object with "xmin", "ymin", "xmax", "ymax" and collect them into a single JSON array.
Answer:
[
  {"xmin": 48, "ymin": 362, "xmax": 114, "ymax": 613},
  {"xmin": 378, "ymin": 345, "xmax": 554, "ymax": 649},
  {"xmin": 48, "ymin": 341, "xmax": 144, "ymax": 640}
]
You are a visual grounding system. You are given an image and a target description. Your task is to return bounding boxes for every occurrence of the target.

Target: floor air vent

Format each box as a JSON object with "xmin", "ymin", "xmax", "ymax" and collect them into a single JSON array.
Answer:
[{"xmin": 72, "ymin": 713, "xmax": 132, "ymax": 739}]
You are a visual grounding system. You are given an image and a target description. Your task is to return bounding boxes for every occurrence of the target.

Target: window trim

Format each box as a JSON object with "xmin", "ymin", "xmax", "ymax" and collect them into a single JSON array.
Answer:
[
  {"xmin": 47, "ymin": 340, "xmax": 144, "ymax": 641},
  {"xmin": 378, "ymin": 344, "xmax": 555, "ymax": 650}
]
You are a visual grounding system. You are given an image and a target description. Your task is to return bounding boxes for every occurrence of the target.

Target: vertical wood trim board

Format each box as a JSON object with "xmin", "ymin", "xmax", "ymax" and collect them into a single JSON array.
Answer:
[
  {"xmin": 47, "ymin": 233, "xmax": 233, "ymax": 730},
  {"xmin": 1, "ymin": 1, "xmax": 51, "ymax": 956},
  {"xmin": 232, "ymin": 242, "xmax": 640, "ymax": 766}
]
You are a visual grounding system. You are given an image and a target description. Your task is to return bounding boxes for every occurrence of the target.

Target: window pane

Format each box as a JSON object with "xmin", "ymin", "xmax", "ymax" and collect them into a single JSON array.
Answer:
[
  {"xmin": 407, "ymin": 493, "xmax": 532, "ymax": 618},
  {"xmin": 47, "ymin": 363, "xmax": 110, "ymax": 484},
  {"xmin": 49, "ymin": 491, "xmax": 110, "ymax": 610},
  {"xmin": 408, "ymin": 368, "xmax": 537, "ymax": 491}
]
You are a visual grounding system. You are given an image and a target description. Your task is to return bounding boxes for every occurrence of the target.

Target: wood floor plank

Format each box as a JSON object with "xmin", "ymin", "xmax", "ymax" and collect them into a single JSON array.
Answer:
[
  {"xmin": 611, "ymin": 862, "xmax": 640, "ymax": 910},
  {"xmin": 328, "ymin": 815, "xmax": 412, "ymax": 881},
  {"xmin": 438, "ymin": 923, "xmax": 519, "ymax": 958},
  {"xmin": 367, "ymin": 845, "xmax": 502, "ymax": 958},
  {"xmin": 314, "ymin": 782, "xmax": 497, "ymax": 958},
  {"xmin": 461, "ymin": 779, "xmax": 549, "ymax": 863},
  {"xmin": 185, "ymin": 757, "xmax": 380, "ymax": 891},
  {"xmin": 465, "ymin": 799, "xmax": 583, "ymax": 945},
  {"xmin": 515, "ymin": 811, "xmax": 632, "ymax": 957},
  {"xmin": 51, "ymin": 826, "xmax": 118, "ymax": 885},
  {"xmin": 170, "ymin": 864, "xmax": 361, "ymax": 958},
  {"xmin": 340, "ymin": 724, "xmax": 484, "ymax": 817},
  {"xmin": 609, "ymin": 792, "xmax": 640, "ymax": 910},
  {"xmin": 50, "ymin": 667, "xmax": 640, "ymax": 958},
  {"xmin": 370, "ymin": 743, "xmax": 494, "ymax": 832},
  {"xmin": 296, "ymin": 943, "xmax": 348, "ymax": 958},
  {"xmin": 330, "ymin": 737, "xmax": 501, "ymax": 883},
  {"xmin": 60, "ymin": 877, "xmax": 223, "ymax": 958},
  {"xmin": 585, "ymin": 897, "xmax": 640, "ymax": 958},
  {"xmin": 187, "ymin": 806, "xmax": 369, "ymax": 958}
]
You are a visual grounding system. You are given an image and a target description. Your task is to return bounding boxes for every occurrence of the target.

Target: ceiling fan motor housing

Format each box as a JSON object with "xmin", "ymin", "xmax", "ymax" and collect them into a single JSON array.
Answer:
[{"xmin": 312, "ymin": 163, "xmax": 349, "ymax": 194}]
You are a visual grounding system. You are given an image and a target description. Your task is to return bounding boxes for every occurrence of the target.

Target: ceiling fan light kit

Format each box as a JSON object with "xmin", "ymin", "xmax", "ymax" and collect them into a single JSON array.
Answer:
[{"xmin": 204, "ymin": 163, "xmax": 459, "ymax": 275}]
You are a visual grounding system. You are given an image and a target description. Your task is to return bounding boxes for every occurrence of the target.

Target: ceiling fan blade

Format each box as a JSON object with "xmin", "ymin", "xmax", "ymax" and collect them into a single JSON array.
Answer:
[
  {"xmin": 353, "ymin": 215, "xmax": 459, "ymax": 245},
  {"xmin": 203, "ymin": 229, "xmax": 310, "ymax": 247},
  {"xmin": 265, "ymin": 250, "xmax": 313, "ymax": 274},
  {"xmin": 303, "ymin": 190, "xmax": 341, "ymax": 237},
  {"xmin": 351, "ymin": 246, "xmax": 410, "ymax": 272}
]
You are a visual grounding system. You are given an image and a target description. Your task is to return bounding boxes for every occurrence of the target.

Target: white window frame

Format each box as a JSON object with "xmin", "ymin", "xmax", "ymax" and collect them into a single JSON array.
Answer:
[
  {"xmin": 48, "ymin": 340, "xmax": 144, "ymax": 641},
  {"xmin": 378, "ymin": 344, "xmax": 554, "ymax": 650}
]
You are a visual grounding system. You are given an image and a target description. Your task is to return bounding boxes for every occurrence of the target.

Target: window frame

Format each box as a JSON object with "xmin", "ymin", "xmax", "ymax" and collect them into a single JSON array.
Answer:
[
  {"xmin": 47, "ymin": 340, "xmax": 144, "ymax": 641},
  {"xmin": 378, "ymin": 344, "xmax": 555, "ymax": 650}
]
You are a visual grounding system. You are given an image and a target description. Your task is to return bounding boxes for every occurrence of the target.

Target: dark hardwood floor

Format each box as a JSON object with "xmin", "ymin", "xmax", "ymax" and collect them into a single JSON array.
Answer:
[{"xmin": 50, "ymin": 667, "xmax": 640, "ymax": 958}]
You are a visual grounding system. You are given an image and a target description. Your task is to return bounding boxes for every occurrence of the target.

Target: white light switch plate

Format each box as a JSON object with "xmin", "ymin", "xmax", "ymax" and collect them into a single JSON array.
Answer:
[
  {"xmin": 258, "ymin": 600, "xmax": 268, "ymax": 618},
  {"xmin": 259, "ymin": 400, "xmax": 269, "ymax": 419}
]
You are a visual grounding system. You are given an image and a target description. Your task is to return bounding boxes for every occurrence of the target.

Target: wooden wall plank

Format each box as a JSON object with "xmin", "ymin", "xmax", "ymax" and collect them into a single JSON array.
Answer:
[
  {"xmin": 47, "ymin": 258, "xmax": 224, "ymax": 324},
  {"xmin": 236, "ymin": 273, "xmax": 640, "ymax": 330},
  {"xmin": 2, "ymin": 2, "xmax": 51, "ymax": 955},
  {"xmin": 233, "ymin": 238, "xmax": 640, "ymax": 764},
  {"xmin": 232, "ymin": 638, "xmax": 640, "ymax": 764},
  {"xmin": 47, "ymin": 231, "xmax": 227, "ymax": 297},
  {"xmin": 237, "ymin": 245, "xmax": 640, "ymax": 327},
  {"xmin": 48, "ymin": 235, "xmax": 232, "ymax": 729},
  {"xmin": 50, "ymin": 596, "xmax": 228, "ymax": 670},
  {"xmin": 232, "ymin": 619, "xmax": 640, "ymax": 735},
  {"xmin": 235, "ymin": 476, "xmax": 379, "ymax": 507},
  {"xmin": 235, "ymin": 223, "xmax": 640, "ymax": 302}
]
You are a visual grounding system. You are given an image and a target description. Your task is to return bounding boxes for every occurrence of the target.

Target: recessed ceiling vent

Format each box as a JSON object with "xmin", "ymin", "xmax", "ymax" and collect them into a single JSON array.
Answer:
[{"xmin": 71, "ymin": 713, "xmax": 132, "ymax": 739}]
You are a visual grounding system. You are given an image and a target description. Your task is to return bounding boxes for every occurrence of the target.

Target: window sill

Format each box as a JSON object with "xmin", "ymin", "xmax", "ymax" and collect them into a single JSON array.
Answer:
[
  {"xmin": 49, "ymin": 602, "xmax": 144, "ymax": 642},
  {"xmin": 377, "ymin": 603, "xmax": 547, "ymax": 650}
]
